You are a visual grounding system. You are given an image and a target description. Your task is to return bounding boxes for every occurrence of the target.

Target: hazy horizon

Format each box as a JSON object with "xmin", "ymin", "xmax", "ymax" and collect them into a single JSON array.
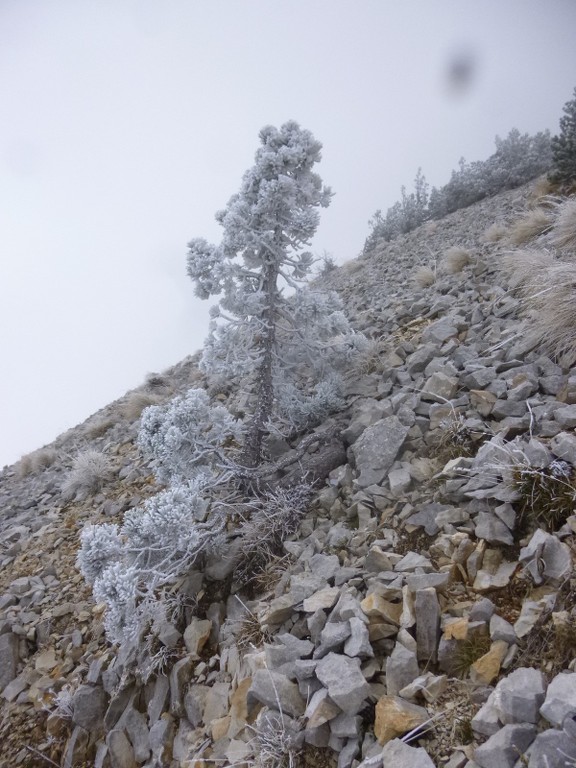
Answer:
[{"xmin": 2, "ymin": 0, "xmax": 576, "ymax": 468}]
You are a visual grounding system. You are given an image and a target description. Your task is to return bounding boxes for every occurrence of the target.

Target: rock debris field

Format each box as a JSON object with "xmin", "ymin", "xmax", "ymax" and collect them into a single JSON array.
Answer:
[{"xmin": 1, "ymin": 178, "xmax": 576, "ymax": 768}]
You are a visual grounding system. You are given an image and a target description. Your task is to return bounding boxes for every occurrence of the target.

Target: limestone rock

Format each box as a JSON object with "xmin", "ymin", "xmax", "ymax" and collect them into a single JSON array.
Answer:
[
  {"xmin": 315, "ymin": 653, "xmax": 370, "ymax": 715},
  {"xmin": 374, "ymin": 696, "xmax": 429, "ymax": 745},
  {"xmin": 351, "ymin": 417, "xmax": 410, "ymax": 488}
]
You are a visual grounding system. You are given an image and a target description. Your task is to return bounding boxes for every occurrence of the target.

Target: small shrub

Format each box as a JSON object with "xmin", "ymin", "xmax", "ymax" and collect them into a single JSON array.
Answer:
[
  {"xmin": 442, "ymin": 246, "xmax": 471, "ymax": 274},
  {"xmin": 138, "ymin": 387, "xmax": 243, "ymax": 485},
  {"xmin": 61, "ymin": 450, "xmax": 114, "ymax": 500},
  {"xmin": 452, "ymin": 632, "xmax": 491, "ymax": 678},
  {"xmin": 413, "ymin": 265, "xmax": 436, "ymax": 288},
  {"xmin": 235, "ymin": 484, "xmax": 312, "ymax": 586},
  {"xmin": 235, "ymin": 609, "xmax": 273, "ymax": 651},
  {"xmin": 250, "ymin": 707, "xmax": 303, "ymax": 768},
  {"xmin": 512, "ymin": 459, "xmax": 576, "ymax": 533},
  {"xmin": 319, "ymin": 254, "xmax": 337, "ymax": 275},
  {"xmin": 506, "ymin": 208, "xmax": 553, "ymax": 245},
  {"xmin": 122, "ymin": 391, "xmax": 163, "ymax": 421}
]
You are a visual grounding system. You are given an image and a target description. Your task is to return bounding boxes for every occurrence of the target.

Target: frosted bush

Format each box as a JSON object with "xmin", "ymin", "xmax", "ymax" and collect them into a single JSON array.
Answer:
[
  {"xmin": 92, "ymin": 562, "xmax": 140, "ymax": 644},
  {"xmin": 121, "ymin": 485, "xmax": 210, "ymax": 579},
  {"xmin": 138, "ymin": 387, "xmax": 243, "ymax": 484},
  {"xmin": 276, "ymin": 376, "xmax": 345, "ymax": 430},
  {"xmin": 77, "ymin": 523, "xmax": 123, "ymax": 585},
  {"xmin": 77, "ymin": 481, "xmax": 225, "ymax": 645}
]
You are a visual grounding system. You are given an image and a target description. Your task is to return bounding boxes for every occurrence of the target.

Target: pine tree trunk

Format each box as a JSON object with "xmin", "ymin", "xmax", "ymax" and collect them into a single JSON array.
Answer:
[{"xmin": 241, "ymin": 259, "xmax": 278, "ymax": 468}]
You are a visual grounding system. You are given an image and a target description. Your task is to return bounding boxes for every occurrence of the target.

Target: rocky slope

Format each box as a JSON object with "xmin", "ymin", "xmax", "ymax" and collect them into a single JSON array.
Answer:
[{"xmin": 1, "ymin": 178, "xmax": 575, "ymax": 768}]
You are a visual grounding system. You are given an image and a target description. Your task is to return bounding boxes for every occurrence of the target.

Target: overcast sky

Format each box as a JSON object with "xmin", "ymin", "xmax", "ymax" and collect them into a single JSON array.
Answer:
[{"xmin": 1, "ymin": 1, "xmax": 575, "ymax": 468}]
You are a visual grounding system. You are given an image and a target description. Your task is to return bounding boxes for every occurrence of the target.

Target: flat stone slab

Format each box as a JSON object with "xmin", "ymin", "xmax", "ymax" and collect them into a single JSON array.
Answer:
[{"xmin": 351, "ymin": 416, "xmax": 410, "ymax": 488}]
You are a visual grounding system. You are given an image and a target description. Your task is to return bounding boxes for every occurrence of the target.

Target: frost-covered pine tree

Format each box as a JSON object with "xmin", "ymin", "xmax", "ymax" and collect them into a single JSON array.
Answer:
[
  {"xmin": 550, "ymin": 86, "xmax": 576, "ymax": 186},
  {"xmin": 187, "ymin": 121, "xmax": 364, "ymax": 467}
]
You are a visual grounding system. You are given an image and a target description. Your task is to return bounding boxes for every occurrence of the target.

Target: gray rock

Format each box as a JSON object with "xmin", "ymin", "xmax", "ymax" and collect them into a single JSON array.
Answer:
[
  {"xmin": 554, "ymin": 404, "xmax": 576, "ymax": 429},
  {"xmin": 183, "ymin": 618, "xmax": 211, "ymax": 657},
  {"xmin": 415, "ymin": 588, "xmax": 440, "ymax": 664},
  {"xmin": 406, "ymin": 572, "xmax": 450, "ymax": 593},
  {"xmin": 265, "ymin": 633, "xmax": 314, "ymax": 670},
  {"xmin": 72, "ymin": 684, "xmax": 108, "ymax": 733},
  {"xmin": 489, "ymin": 614, "xmax": 517, "ymax": 645},
  {"xmin": 337, "ymin": 738, "xmax": 360, "ymax": 768},
  {"xmin": 550, "ymin": 432, "xmax": 576, "ymax": 465},
  {"xmin": 169, "ymin": 656, "xmax": 194, "ymax": 716},
  {"xmin": 527, "ymin": 728, "xmax": 576, "ymax": 768},
  {"xmin": 495, "ymin": 667, "xmax": 547, "ymax": 724},
  {"xmin": 395, "ymin": 552, "xmax": 433, "ymax": 572},
  {"xmin": 123, "ymin": 705, "xmax": 150, "ymax": 763},
  {"xmin": 380, "ymin": 738, "xmax": 436, "ymax": 768},
  {"xmin": 329, "ymin": 712, "xmax": 362, "ymax": 738},
  {"xmin": 471, "ymin": 695, "xmax": 501, "ymax": 737},
  {"xmin": 406, "ymin": 344, "xmax": 439, "ymax": 375},
  {"xmin": 388, "ymin": 468, "xmax": 412, "ymax": 496},
  {"xmin": 421, "ymin": 319, "xmax": 458, "ymax": 344},
  {"xmin": 519, "ymin": 529, "xmax": 572, "ymax": 585},
  {"xmin": 421, "ymin": 372, "xmax": 458, "ymax": 403},
  {"xmin": 248, "ymin": 669, "xmax": 305, "ymax": 718},
  {"xmin": 344, "ymin": 617, "xmax": 374, "ymax": 659},
  {"xmin": 0, "ymin": 633, "xmax": 19, "ymax": 691},
  {"xmin": 314, "ymin": 621, "xmax": 352, "ymax": 658},
  {"xmin": 540, "ymin": 672, "xmax": 576, "ymax": 727},
  {"xmin": 183, "ymin": 684, "xmax": 209, "ymax": 727},
  {"xmin": 289, "ymin": 572, "xmax": 326, "ymax": 602},
  {"xmin": 149, "ymin": 714, "xmax": 175, "ymax": 764},
  {"xmin": 365, "ymin": 545, "xmax": 394, "ymax": 573},
  {"xmin": 308, "ymin": 553, "xmax": 342, "ymax": 583},
  {"xmin": 315, "ymin": 652, "xmax": 370, "ymax": 715},
  {"xmin": 462, "ymin": 367, "xmax": 497, "ymax": 389},
  {"xmin": 106, "ymin": 729, "xmax": 136, "ymax": 768},
  {"xmin": 474, "ymin": 723, "xmax": 536, "ymax": 768},
  {"xmin": 351, "ymin": 416, "xmax": 410, "ymax": 488},
  {"xmin": 386, "ymin": 641, "xmax": 419, "ymax": 696},
  {"xmin": 147, "ymin": 675, "xmax": 170, "ymax": 726},
  {"xmin": 474, "ymin": 512, "xmax": 514, "ymax": 545},
  {"xmin": 202, "ymin": 681, "xmax": 231, "ymax": 723},
  {"xmin": 469, "ymin": 598, "xmax": 495, "ymax": 623}
]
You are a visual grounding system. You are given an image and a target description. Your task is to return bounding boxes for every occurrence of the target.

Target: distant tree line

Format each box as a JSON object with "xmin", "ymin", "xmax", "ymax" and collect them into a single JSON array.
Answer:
[{"xmin": 364, "ymin": 128, "xmax": 553, "ymax": 252}]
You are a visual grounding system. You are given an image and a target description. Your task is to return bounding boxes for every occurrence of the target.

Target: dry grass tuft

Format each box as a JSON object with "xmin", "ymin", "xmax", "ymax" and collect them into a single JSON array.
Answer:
[
  {"xmin": 530, "ymin": 176, "xmax": 555, "ymax": 202},
  {"xmin": 442, "ymin": 246, "xmax": 472, "ymax": 274},
  {"xmin": 512, "ymin": 459, "xmax": 576, "ymax": 533},
  {"xmin": 548, "ymin": 197, "xmax": 576, "ymax": 251},
  {"xmin": 145, "ymin": 372, "xmax": 172, "ymax": 394},
  {"xmin": 236, "ymin": 611, "xmax": 273, "ymax": 652},
  {"xmin": 413, "ymin": 265, "xmax": 436, "ymax": 288},
  {"xmin": 506, "ymin": 208, "xmax": 554, "ymax": 245},
  {"xmin": 452, "ymin": 632, "xmax": 491, "ymax": 679},
  {"xmin": 121, "ymin": 391, "xmax": 163, "ymax": 421},
  {"xmin": 502, "ymin": 249, "xmax": 576, "ymax": 366},
  {"xmin": 341, "ymin": 259, "xmax": 363, "ymax": 275},
  {"xmin": 61, "ymin": 450, "xmax": 114, "ymax": 500},
  {"xmin": 482, "ymin": 222, "xmax": 509, "ymax": 243},
  {"xmin": 16, "ymin": 448, "xmax": 58, "ymax": 477},
  {"xmin": 84, "ymin": 416, "xmax": 116, "ymax": 439}
]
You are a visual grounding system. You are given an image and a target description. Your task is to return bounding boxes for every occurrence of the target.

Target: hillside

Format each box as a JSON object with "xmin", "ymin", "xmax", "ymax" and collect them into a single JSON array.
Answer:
[{"xmin": 1, "ymin": 178, "xmax": 576, "ymax": 768}]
